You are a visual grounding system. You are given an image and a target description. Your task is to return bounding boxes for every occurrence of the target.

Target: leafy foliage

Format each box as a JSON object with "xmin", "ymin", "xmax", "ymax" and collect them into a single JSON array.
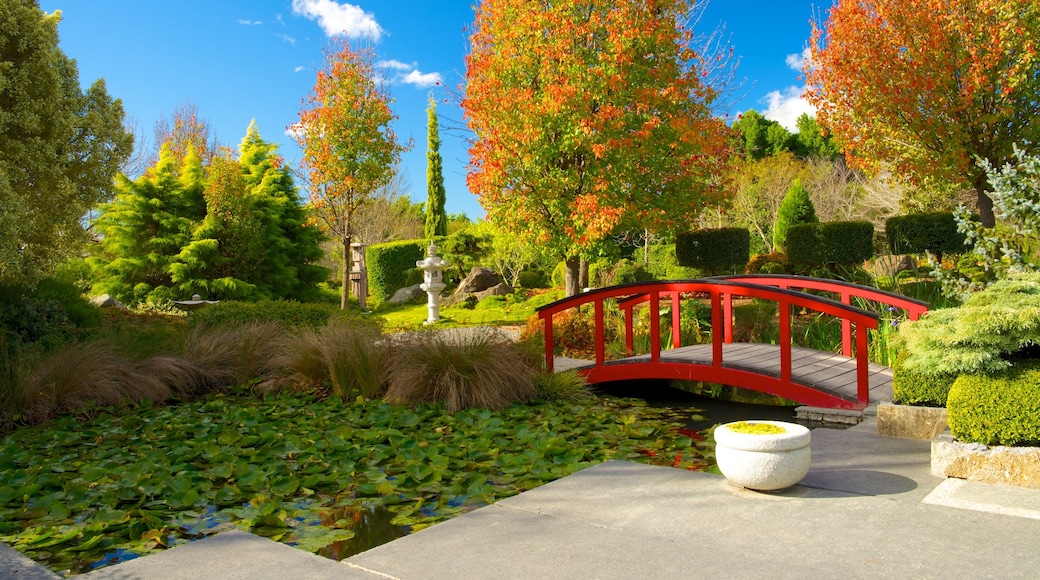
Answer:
[
  {"xmin": 0, "ymin": 2, "xmax": 133, "ymax": 285},
  {"xmin": 745, "ymin": 252, "xmax": 790, "ymax": 275},
  {"xmin": 0, "ymin": 393, "xmax": 705, "ymax": 574},
  {"xmin": 947, "ymin": 361, "xmax": 1040, "ymax": 446},
  {"xmin": 464, "ymin": 0, "xmax": 729, "ymax": 295},
  {"xmin": 891, "ymin": 351, "xmax": 957, "ymax": 406},
  {"xmin": 808, "ymin": 0, "xmax": 1040, "ymax": 227},
  {"xmin": 773, "ymin": 179, "xmax": 817, "ymax": 252},
  {"xmin": 294, "ymin": 41, "xmax": 409, "ymax": 308}
]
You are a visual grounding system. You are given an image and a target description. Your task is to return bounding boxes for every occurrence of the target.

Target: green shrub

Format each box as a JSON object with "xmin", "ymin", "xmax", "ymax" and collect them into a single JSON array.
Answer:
[
  {"xmin": 517, "ymin": 270, "xmax": 548, "ymax": 289},
  {"xmin": 0, "ymin": 278, "xmax": 100, "ymax": 348},
  {"xmin": 947, "ymin": 361, "xmax": 1040, "ymax": 446},
  {"xmin": 597, "ymin": 259, "xmax": 654, "ymax": 286},
  {"xmin": 787, "ymin": 221, "xmax": 874, "ymax": 268},
  {"xmin": 367, "ymin": 240, "xmax": 426, "ymax": 302},
  {"xmin": 886, "ymin": 212, "xmax": 966, "ymax": 256},
  {"xmin": 438, "ymin": 230, "xmax": 491, "ymax": 285},
  {"xmin": 675, "ymin": 227, "xmax": 750, "ymax": 274},
  {"xmin": 551, "ymin": 262, "xmax": 567, "ymax": 289},
  {"xmin": 745, "ymin": 252, "xmax": 789, "ymax": 275},
  {"xmin": 187, "ymin": 300, "xmax": 371, "ymax": 331},
  {"xmin": 891, "ymin": 351, "xmax": 957, "ymax": 406},
  {"xmin": 893, "ymin": 272, "xmax": 1040, "ymax": 377},
  {"xmin": 773, "ymin": 179, "xmax": 817, "ymax": 251}
]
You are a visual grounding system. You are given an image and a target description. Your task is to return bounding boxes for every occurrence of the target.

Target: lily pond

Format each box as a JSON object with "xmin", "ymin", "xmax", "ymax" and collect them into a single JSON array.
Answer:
[{"xmin": 0, "ymin": 390, "xmax": 722, "ymax": 576}]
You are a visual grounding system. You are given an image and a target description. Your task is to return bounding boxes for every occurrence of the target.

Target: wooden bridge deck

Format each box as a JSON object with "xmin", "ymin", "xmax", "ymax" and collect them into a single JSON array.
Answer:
[{"xmin": 555, "ymin": 342, "xmax": 894, "ymax": 406}]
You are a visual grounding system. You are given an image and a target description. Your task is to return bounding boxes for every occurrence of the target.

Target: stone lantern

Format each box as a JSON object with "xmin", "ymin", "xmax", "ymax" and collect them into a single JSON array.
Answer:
[{"xmin": 416, "ymin": 242, "xmax": 448, "ymax": 324}]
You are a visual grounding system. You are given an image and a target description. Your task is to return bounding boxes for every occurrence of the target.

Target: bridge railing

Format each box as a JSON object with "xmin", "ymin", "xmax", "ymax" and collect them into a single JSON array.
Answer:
[
  {"xmin": 536, "ymin": 279, "xmax": 881, "ymax": 407},
  {"xmin": 617, "ymin": 274, "xmax": 929, "ymax": 358}
]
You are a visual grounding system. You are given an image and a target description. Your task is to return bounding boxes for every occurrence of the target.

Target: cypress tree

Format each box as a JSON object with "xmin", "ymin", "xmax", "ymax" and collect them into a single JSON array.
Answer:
[
  {"xmin": 773, "ymin": 179, "xmax": 818, "ymax": 252},
  {"xmin": 424, "ymin": 97, "xmax": 448, "ymax": 238}
]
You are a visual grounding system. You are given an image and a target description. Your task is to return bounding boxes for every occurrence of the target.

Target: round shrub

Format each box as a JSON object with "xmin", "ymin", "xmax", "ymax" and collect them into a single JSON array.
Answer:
[
  {"xmin": 745, "ymin": 252, "xmax": 789, "ymax": 274},
  {"xmin": 551, "ymin": 261, "xmax": 567, "ymax": 289},
  {"xmin": 947, "ymin": 361, "xmax": 1040, "ymax": 446},
  {"xmin": 598, "ymin": 259, "xmax": 653, "ymax": 286},
  {"xmin": 517, "ymin": 270, "xmax": 548, "ymax": 289},
  {"xmin": 676, "ymin": 228, "xmax": 750, "ymax": 274}
]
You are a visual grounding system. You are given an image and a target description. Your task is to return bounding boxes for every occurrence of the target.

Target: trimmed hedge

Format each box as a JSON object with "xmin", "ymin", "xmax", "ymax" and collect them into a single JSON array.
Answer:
[
  {"xmin": 676, "ymin": 227, "xmax": 750, "ymax": 273},
  {"xmin": 948, "ymin": 361, "xmax": 1040, "ymax": 446},
  {"xmin": 366, "ymin": 240, "xmax": 426, "ymax": 302},
  {"xmin": 886, "ymin": 212, "xmax": 966, "ymax": 256},
  {"xmin": 891, "ymin": 351, "xmax": 957, "ymax": 406},
  {"xmin": 787, "ymin": 221, "xmax": 874, "ymax": 267}
]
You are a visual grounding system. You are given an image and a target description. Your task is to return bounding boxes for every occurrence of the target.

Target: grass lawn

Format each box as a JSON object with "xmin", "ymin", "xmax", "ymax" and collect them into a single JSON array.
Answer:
[{"xmin": 373, "ymin": 288, "xmax": 564, "ymax": 330}]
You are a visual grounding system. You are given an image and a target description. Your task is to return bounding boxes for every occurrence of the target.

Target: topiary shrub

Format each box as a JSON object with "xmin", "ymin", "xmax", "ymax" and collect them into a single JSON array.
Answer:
[
  {"xmin": 886, "ymin": 212, "xmax": 966, "ymax": 256},
  {"xmin": 947, "ymin": 361, "xmax": 1040, "ymax": 446},
  {"xmin": 891, "ymin": 351, "xmax": 957, "ymax": 406},
  {"xmin": 745, "ymin": 252, "xmax": 789, "ymax": 275},
  {"xmin": 676, "ymin": 227, "xmax": 750, "ymax": 274},
  {"xmin": 773, "ymin": 179, "xmax": 817, "ymax": 252},
  {"xmin": 787, "ymin": 221, "xmax": 874, "ymax": 268},
  {"xmin": 366, "ymin": 240, "xmax": 426, "ymax": 302}
]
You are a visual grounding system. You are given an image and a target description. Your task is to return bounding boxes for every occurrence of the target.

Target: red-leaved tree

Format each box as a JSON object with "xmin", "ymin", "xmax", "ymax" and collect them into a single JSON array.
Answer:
[
  {"xmin": 807, "ymin": 0, "xmax": 1040, "ymax": 227},
  {"xmin": 463, "ymin": 0, "xmax": 730, "ymax": 296},
  {"xmin": 294, "ymin": 40, "xmax": 409, "ymax": 308}
]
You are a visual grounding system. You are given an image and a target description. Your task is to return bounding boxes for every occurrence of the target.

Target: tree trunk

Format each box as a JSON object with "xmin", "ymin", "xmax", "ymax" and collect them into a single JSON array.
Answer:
[
  {"xmin": 340, "ymin": 237, "xmax": 351, "ymax": 310},
  {"xmin": 564, "ymin": 256, "xmax": 581, "ymax": 297},
  {"xmin": 976, "ymin": 175, "xmax": 995, "ymax": 228},
  {"xmin": 578, "ymin": 257, "xmax": 589, "ymax": 289}
]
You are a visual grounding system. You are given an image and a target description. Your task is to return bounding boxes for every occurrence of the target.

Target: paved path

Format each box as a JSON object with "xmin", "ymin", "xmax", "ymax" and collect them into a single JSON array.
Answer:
[{"xmin": 6, "ymin": 418, "xmax": 1040, "ymax": 579}]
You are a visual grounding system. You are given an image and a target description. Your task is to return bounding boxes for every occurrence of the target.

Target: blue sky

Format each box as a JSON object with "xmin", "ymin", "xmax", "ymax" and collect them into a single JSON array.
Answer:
[{"xmin": 39, "ymin": 0, "xmax": 829, "ymax": 220}]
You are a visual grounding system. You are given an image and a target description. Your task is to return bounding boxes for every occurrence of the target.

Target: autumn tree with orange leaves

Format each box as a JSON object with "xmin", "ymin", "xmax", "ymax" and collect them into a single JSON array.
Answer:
[
  {"xmin": 464, "ymin": 0, "xmax": 730, "ymax": 296},
  {"xmin": 294, "ymin": 40, "xmax": 409, "ymax": 308},
  {"xmin": 807, "ymin": 0, "xmax": 1040, "ymax": 227}
]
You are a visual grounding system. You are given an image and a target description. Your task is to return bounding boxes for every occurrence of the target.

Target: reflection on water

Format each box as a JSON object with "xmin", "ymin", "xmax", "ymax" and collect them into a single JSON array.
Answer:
[{"xmin": 317, "ymin": 503, "xmax": 410, "ymax": 560}]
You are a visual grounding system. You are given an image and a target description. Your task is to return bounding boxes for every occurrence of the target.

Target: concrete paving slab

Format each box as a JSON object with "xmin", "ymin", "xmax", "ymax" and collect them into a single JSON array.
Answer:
[
  {"xmin": 924, "ymin": 477, "xmax": 1040, "ymax": 521},
  {"xmin": 78, "ymin": 530, "xmax": 380, "ymax": 580},
  {"xmin": 0, "ymin": 542, "xmax": 59, "ymax": 579}
]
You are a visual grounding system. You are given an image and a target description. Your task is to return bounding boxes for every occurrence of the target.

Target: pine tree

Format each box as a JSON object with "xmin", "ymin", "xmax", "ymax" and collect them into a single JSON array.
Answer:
[
  {"xmin": 773, "ymin": 179, "xmax": 818, "ymax": 252},
  {"xmin": 424, "ymin": 97, "xmax": 448, "ymax": 239}
]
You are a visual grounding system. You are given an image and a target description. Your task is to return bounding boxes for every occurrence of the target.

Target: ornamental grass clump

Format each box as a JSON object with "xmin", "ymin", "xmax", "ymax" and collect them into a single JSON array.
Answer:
[
  {"xmin": 272, "ymin": 320, "xmax": 387, "ymax": 398},
  {"xmin": 384, "ymin": 330, "xmax": 536, "ymax": 412},
  {"xmin": 534, "ymin": 369, "xmax": 591, "ymax": 402}
]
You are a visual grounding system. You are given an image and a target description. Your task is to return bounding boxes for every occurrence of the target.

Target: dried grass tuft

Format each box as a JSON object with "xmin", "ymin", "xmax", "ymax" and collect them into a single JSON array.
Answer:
[
  {"xmin": 384, "ymin": 330, "xmax": 537, "ymax": 412},
  {"xmin": 271, "ymin": 321, "xmax": 387, "ymax": 397}
]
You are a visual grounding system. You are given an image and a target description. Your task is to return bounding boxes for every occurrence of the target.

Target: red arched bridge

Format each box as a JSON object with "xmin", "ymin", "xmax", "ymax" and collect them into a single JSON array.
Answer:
[{"xmin": 535, "ymin": 274, "xmax": 929, "ymax": 411}]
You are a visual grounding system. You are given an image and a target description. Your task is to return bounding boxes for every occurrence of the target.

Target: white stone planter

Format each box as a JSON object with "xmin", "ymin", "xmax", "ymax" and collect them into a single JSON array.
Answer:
[{"xmin": 714, "ymin": 420, "xmax": 811, "ymax": 491}]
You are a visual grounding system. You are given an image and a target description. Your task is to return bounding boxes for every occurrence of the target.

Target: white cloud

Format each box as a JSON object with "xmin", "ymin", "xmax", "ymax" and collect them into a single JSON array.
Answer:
[
  {"xmin": 294, "ymin": 66, "xmax": 305, "ymax": 73},
  {"xmin": 285, "ymin": 123, "xmax": 305, "ymax": 141},
  {"xmin": 762, "ymin": 86, "xmax": 816, "ymax": 132},
  {"xmin": 291, "ymin": 0, "xmax": 382, "ymax": 41},
  {"xmin": 400, "ymin": 69, "xmax": 442, "ymax": 88},
  {"xmin": 279, "ymin": 33, "xmax": 297, "ymax": 45},
  {"xmin": 238, "ymin": 19, "xmax": 262, "ymax": 25},
  {"xmin": 785, "ymin": 47, "xmax": 812, "ymax": 72},
  {"xmin": 378, "ymin": 59, "xmax": 415, "ymax": 71}
]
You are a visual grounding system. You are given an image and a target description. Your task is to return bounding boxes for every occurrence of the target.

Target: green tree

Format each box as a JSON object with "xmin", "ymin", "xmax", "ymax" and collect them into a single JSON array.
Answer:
[
  {"xmin": 464, "ymin": 0, "xmax": 729, "ymax": 296},
  {"xmin": 90, "ymin": 145, "xmax": 206, "ymax": 305},
  {"xmin": 773, "ymin": 179, "xmax": 818, "ymax": 252},
  {"xmin": 294, "ymin": 40, "xmax": 409, "ymax": 308},
  {"xmin": 0, "ymin": 2, "xmax": 132, "ymax": 285},
  {"xmin": 794, "ymin": 114, "xmax": 841, "ymax": 160},
  {"xmin": 424, "ymin": 97, "xmax": 447, "ymax": 239},
  {"xmin": 732, "ymin": 110, "xmax": 794, "ymax": 160}
]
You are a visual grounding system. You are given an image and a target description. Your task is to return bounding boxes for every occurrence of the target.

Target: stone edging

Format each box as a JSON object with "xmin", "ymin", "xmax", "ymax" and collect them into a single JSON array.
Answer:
[
  {"xmin": 931, "ymin": 432, "xmax": 1040, "ymax": 490},
  {"xmin": 876, "ymin": 402, "xmax": 947, "ymax": 440}
]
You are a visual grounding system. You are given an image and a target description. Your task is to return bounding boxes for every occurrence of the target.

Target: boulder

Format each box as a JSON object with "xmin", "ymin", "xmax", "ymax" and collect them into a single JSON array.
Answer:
[
  {"xmin": 387, "ymin": 284, "xmax": 426, "ymax": 305},
  {"xmin": 473, "ymin": 283, "xmax": 513, "ymax": 302},
  {"xmin": 454, "ymin": 267, "xmax": 503, "ymax": 296},
  {"xmin": 90, "ymin": 294, "xmax": 126, "ymax": 310}
]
